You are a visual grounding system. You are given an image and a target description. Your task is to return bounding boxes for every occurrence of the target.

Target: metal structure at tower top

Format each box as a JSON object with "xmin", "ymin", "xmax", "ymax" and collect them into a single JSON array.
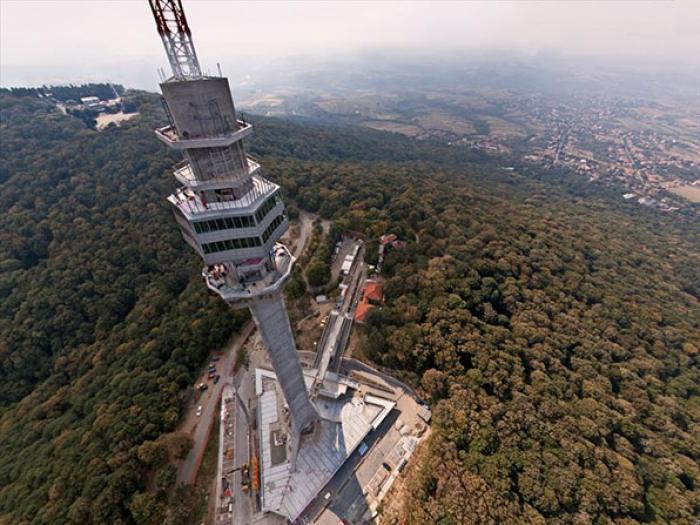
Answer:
[{"xmin": 148, "ymin": 0, "xmax": 202, "ymax": 79}]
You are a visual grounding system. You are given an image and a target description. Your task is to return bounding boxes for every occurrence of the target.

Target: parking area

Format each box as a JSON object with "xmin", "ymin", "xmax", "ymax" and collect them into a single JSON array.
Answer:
[{"xmin": 331, "ymin": 237, "xmax": 361, "ymax": 284}]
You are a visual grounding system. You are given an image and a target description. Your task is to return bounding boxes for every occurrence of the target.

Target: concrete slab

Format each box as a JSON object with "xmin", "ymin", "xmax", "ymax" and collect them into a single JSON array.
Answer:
[{"xmin": 256, "ymin": 367, "xmax": 395, "ymax": 522}]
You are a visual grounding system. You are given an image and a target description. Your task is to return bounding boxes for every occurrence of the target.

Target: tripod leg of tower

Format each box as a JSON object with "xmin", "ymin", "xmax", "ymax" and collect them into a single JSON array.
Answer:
[{"xmin": 248, "ymin": 292, "xmax": 319, "ymax": 468}]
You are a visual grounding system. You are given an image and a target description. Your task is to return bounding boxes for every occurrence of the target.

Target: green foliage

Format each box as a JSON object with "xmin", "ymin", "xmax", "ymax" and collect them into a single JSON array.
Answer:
[
  {"xmin": 0, "ymin": 93, "xmax": 245, "ymax": 524},
  {"xmin": 254, "ymin": 119, "xmax": 699, "ymax": 524},
  {"xmin": 0, "ymin": 83, "xmax": 125, "ymax": 102},
  {"xmin": 129, "ymin": 492, "xmax": 165, "ymax": 525},
  {"xmin": 306, "ymin": 258, "xmax": 331, "ymax": 287},
  {"xmin": 1, "ymin": 88, "xmax": 698, "ymax": 525},
  {"xmin": 66, "ymin": 107, "xmax": 98, "ymax": 129}
]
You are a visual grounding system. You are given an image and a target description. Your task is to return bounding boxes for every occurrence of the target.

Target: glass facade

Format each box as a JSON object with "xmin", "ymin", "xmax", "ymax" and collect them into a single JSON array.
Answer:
[
  {"xmin": 192, "ymin": 194, "xmax": 280, "ymax": 234},
  {"xmin": 200, "ymin": 213, "xmax": 286, "ymax": 254},
  {"xmin": 262, "ymin": 215, "xmax": 285, "ymax": 243},
  {"xmin": 202, "ymin": 236, "xmax": 262, "ymax": 254}
]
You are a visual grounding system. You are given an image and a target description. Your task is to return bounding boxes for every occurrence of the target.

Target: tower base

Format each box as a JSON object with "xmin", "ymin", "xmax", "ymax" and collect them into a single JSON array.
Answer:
[{"xmin": 255, "ymin": 368, "xmax": 395, "ymax": 522}]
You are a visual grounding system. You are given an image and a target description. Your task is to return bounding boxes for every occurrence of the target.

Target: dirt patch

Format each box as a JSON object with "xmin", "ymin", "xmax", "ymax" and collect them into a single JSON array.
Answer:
[
  {"xmin": 95, "ymin": 111, "xmax": 138, "ymax": 130},
  {"xmin": 669, "ymin": 184, "xmax": 700, "ymax": 203},
  {"xmin": 295, "ymin": 302, "xmax": 334, "ymax": 352},
  {"xmin": 361, "ymin": 120, "xmax": 424, "ymax": 136}
]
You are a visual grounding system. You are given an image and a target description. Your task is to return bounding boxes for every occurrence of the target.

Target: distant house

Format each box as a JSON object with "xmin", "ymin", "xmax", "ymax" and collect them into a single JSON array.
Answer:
[
  {"xmin": 380, "ymin": 233, "xmax": 405, "ymax": 250},
  {"xmin": 377, "ymin": 233, "xmax": 405, "ymax": 275},
  {"xmin": 380, "ymin": 233, "xmax": 397, "ymax": 246},
  {"xmin": 80, "ymin": 96, "xmax": 106, "ymax": 112}
]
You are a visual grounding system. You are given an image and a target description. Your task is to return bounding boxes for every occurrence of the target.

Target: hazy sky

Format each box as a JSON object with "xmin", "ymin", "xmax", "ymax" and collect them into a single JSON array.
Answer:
[{"xmin": 1, "ymin": 0, "xmax": 698, "ymax": 88}]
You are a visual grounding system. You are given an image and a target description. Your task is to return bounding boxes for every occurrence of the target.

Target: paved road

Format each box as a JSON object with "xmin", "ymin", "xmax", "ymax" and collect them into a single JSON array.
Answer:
[
  {"xmin": 330, "ymin": 247, "xmax": 365, "ymax": 373},
  {"xmin": 295, "ymin": 211, "xmax": 314, "ymax": 258},
  {"xmin": 177, "ymin": 322, "xmax": 255, "ymax": 485},
  {"xmin": 313, "ymin": 243, "xmax": 365, "ymax": 379},
  {"xmin": 231, "ymin": 368, "xmax": 254, "ymax": 525}
]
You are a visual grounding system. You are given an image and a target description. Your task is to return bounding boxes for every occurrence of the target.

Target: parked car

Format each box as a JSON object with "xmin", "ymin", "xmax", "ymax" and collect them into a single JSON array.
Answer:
[
  {"xmin": 213, "ymin": 375, "xmax": 221, "ymax": 385},
  {"xmin": 196, "ymin": 405, "xmax": 203, "ymax": 417},
  {"xmin": 358, "ymin": 441, "xmax": 369, "ymax": 456}
]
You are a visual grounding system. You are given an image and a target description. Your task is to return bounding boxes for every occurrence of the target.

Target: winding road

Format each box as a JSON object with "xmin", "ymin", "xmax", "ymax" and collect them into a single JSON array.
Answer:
[{"xmin": 177, "ymin": 323, "xmax": 254, "ymax": 486}]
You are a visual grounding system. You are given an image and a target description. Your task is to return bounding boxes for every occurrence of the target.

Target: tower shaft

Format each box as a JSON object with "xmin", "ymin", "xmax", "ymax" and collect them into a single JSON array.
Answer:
[{"xmin": 250, "ymin": 294, "xmax": 318, "ymax": 436}]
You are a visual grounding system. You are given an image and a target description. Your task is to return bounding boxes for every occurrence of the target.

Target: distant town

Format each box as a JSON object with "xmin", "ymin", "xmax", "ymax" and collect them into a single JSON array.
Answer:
[
  {"xmin": 517, "ymin": 94, "xmax": 700, "ymax": 212},
  {"xmin": 236, "ymin": 75, "xmax": 700, "ymax": 215}
]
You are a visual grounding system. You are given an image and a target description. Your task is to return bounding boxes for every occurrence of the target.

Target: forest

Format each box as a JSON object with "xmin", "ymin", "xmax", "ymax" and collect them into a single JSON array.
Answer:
[
  {"xmin": 0, "ymin": 83, "xmax": 125, "ymax": 102},
  {"xmin": 0, "ymin": 90, "xmax": 698, "ymax": 524}
]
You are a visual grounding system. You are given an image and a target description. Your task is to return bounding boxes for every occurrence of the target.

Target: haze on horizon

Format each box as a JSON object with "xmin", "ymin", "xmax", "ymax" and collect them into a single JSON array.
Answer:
[{"xmin": 1, "ymin": 0, "xmax": 698, "ymax": 89}]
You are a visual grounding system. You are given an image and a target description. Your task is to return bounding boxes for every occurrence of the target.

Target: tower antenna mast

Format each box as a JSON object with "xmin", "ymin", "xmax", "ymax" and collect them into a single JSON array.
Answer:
[{"xmin": 148, "ymin": 0, "xmax": 202, "ymax": 79}]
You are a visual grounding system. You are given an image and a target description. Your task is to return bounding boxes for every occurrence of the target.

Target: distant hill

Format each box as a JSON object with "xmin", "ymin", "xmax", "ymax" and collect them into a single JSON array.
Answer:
[
  {"xmin": 0, "ymin": 83, "xmax": 124, "ymax": 102},
  {"xmin": 0, "ymin": 88, "xmax": 698, "ymax": 524}
]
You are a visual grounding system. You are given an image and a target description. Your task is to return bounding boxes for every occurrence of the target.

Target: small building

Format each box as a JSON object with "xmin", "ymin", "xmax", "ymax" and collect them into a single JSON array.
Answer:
[
  {"xmin": 355, "ymin": 280, "xmax": 384, "ymax": 323},
  {"xmin": 380, "ymin": 233, "xmax": 397, "ymax": 246},
  {"xmin": 355, "ymin": 301, "xmax": 374, "ymax": 323},
  {"xmin": 341, "ymin": 258, "xmax": 353, "ymax": 275},
  {"xmin": 80, "ymin": 96, "xmax": 106, "ymax": 112},
  {"xmin": 364, "ymin": 281, "xmax": 384, "ymax": 304}
]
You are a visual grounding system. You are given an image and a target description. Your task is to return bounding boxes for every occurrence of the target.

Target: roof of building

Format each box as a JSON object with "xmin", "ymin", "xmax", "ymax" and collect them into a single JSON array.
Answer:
[
  {"xmin": 355, "ymin": 301, "xmax": 374, "ymax": 323},
  {"xmin": 255, "ymin": 368, "xmax": 394, "ymax": 522},
  {"xmin": 380, "ymin": 233, "xmax": 397, "ymax": 245},
  {"xmin": 364, "ymin": 281, "xmax": 384, "ymax": 303}
]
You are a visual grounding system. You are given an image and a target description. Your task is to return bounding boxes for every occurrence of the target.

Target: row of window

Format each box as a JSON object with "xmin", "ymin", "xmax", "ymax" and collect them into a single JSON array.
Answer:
[
  {"xmin": 192, "ymin": 194, "xmax": 280, "ymax": 234},
  {"xmin": 262, "ymin": 214, "xmax": 285, "ymax": 244},
  {"xmin": 193, "ymin": 214, "xmax": 254, "ymax": 234},
  {"xmin": 255, "ymin": 195, "xmax": 279, "ymax": 224},
  {"xmin": 201, "ymin": 214, "xmax": 286, "ymax": 255},
  {"xmin": 202, "ymin": 236, "xmax": 262, "ymax": 254}
]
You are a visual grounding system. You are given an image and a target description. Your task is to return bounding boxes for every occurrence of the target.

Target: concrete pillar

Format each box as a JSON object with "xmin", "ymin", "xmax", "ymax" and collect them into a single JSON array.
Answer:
[{"xmin": 249, "ymin": 292, "xmax": 319, "ymax": 440}]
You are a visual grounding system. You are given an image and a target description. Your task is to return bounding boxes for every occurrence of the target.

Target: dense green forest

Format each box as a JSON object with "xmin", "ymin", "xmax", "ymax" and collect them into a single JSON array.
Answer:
[
  {"xmin": 0, "ymin": 83, "xmax": 125, "ymax": 102},
  {"xmin": 0, "ymin": 93, "xmax": 246, "ymax": 524},
  {"xmin": 0, "ymin": 90, "xmax": 698, "ymax": 524},
  {"xmin": 256, "ymin": 122, "xmax": 699, "ymax": 523}
]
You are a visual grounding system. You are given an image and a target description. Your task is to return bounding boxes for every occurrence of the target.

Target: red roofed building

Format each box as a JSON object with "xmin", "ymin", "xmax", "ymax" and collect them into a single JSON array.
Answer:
[
  {"xmin": 380, "ymin": 233, "xmax": 397, "ymax": 246},
  {"xmin": 355, "ymin": 280, "xmax": 384, "ymax": 323},
  {"xmin": 355, "ymin": 301, "xmax": 374, "ymax": 323},
  {"xmin": 364, "ymin": 281, "xmax": 384, "ymax": 303}
]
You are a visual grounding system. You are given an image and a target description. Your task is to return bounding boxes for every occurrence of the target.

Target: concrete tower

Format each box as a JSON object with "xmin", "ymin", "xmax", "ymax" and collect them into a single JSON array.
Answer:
[{"xmin": 148, "ymin": 0, "xmax": 318, "ymax": 455}]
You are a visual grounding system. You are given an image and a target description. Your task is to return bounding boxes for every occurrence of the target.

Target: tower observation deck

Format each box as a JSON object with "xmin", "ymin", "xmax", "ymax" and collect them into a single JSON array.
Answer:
[{"xmin": 148, "ymin": 0, "xmax": 318, "ymax": 460}]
